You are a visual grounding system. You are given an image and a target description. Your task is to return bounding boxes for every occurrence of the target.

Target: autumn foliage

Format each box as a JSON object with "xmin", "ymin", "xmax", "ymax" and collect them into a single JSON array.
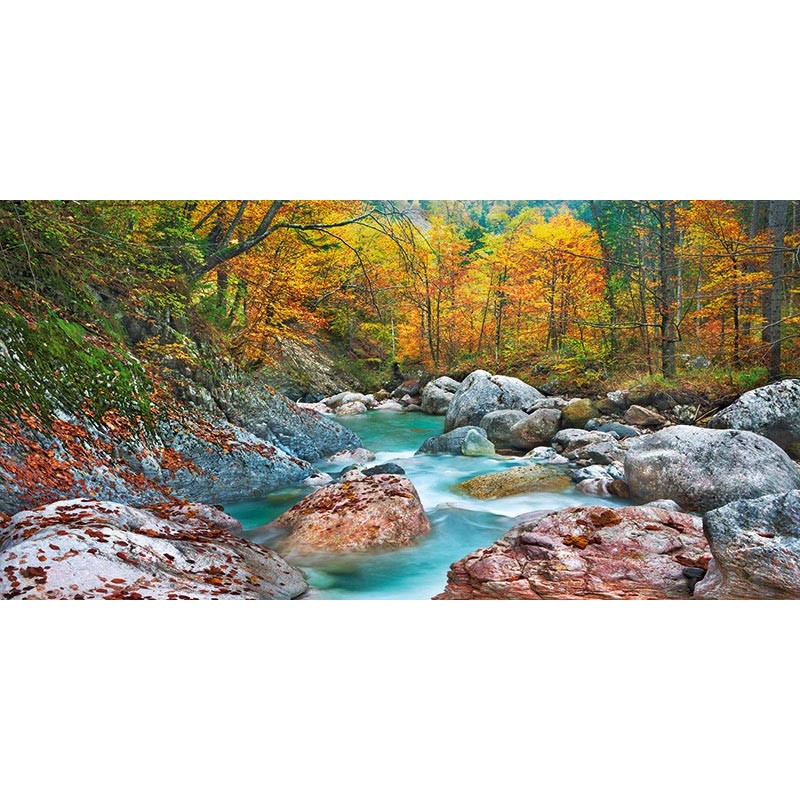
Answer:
[{"xmin": 1, "ymin": 199, "xmax": 798, "ymax": 391}]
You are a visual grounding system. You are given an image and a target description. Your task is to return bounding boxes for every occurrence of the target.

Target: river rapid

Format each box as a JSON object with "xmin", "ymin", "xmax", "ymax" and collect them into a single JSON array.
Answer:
[{"xmin": 225, "ymin": 411, "xmax": 630, "ymax": 599}]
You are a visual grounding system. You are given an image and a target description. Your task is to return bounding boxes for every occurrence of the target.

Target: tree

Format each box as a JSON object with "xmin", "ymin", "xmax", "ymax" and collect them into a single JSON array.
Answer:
[{"xmin": 765, "ymin": 200, "xmax": 789, "ymax": 378}]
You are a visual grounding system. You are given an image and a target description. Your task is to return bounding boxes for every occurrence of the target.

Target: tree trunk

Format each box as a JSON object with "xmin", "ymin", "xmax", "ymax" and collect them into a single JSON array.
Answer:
[
  {"xmin": 588, "ymin": 201, "xmax": 618, "ymax": 354},
  {"xmin": 742, "ymin": 200, "xmax": 761, "ymax": 345},
  {"xmin": 217, "ymin": 268, "xmax": 228, "ymax": 310},
  {"xmin": 765, "ymin": 200, "xmax": 789, "ymax": 378},
  {"xmin": 657, "ymin": 201, "xmax": 678, "ymax": 379}
]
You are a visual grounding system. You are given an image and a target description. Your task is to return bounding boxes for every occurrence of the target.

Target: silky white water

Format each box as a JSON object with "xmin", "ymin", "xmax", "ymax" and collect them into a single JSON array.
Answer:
[{"xmin": 226, "ymin": 411, "xmax": 629, "ymax": 599}]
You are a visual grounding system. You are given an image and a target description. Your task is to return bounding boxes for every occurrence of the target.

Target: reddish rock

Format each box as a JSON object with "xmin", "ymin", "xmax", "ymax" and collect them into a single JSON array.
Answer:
[
  {"xmin": 0, "ymin": 499, "xmax": 308, "ymax": 600},
  {"xmin": 271, "ymin": 473, "xmax": 430, "ymax": 555},
  {"xmin": 623, "ymin": 405, "xmax": 667, "ymax": 427},
  {"xmin": 434, "ymin": 505, "xmax": 709, "ymax": 600}
]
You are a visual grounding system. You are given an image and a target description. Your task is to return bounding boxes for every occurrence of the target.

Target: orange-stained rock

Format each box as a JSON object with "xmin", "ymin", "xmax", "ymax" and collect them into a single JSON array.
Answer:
[
  {"xmin": 271, "ymin": 473, "xmax": 430, "ymax": 556},
  {"xmin": 434, "ymin": 505, "xmax": 709, "ymax": 599}
]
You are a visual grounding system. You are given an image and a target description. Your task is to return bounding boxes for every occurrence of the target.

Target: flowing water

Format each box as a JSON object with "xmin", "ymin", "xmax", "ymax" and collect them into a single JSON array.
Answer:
[{"xmin": 226, "ymin": 411, "xmax": 629, "ymax": 599}]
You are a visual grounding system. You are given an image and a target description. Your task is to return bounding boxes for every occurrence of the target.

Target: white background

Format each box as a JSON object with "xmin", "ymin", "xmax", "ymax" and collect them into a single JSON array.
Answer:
[{"xmin": 2, "ymin": 2, "xmax": 799, "ymax": 798}]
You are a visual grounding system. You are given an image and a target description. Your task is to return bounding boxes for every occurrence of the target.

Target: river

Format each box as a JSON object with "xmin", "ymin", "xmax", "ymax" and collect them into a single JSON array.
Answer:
[{"xmin": 225, "ymin": 411, "xmax": 629, "ymax": 599}]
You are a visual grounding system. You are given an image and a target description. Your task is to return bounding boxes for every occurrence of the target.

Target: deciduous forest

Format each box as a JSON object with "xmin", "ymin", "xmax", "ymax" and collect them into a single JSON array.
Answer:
[{"xmin": 3, "ymin": 200, "xmax": 798, "ymax": 398}]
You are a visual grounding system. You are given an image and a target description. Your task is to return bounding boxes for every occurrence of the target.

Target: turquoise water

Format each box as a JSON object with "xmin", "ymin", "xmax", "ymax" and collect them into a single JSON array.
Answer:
[{"xmin": 225, "ymin": 411, "xmax": 629, "ymax": 599}]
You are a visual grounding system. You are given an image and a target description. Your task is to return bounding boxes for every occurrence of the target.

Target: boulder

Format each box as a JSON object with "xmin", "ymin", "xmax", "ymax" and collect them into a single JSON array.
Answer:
[
  {"xmin": 575, "ymin": 478, "xmax": 612, "ymax": 496},
  {"xmin": 575, "ymin": 477, "xmax": 628, "ymax": 497},
  {"xmin": 627, "ymin": 388, "xmax": 654, "ymax": 407},
  {"xmin": 321, "ymin": 391, "xmax": 367, "ymax": 409},
  {"xmin": 434, "ymin": 505, "xmax": 709, "ymax": 599},
  {"xmin": 0, "ymin": 499, "xmax": 307, "ymax": 600},
  {"xmin": 391, "ymin": 379, "xmax": 422, "ymax": 400},
  {"xmin": 416, "ymin": 426, "xmax": 488, "ymax": 455},
  {"xmin": 527, "ymin": 397, "xmax": 568, "ymax": 411},
  {"xmin": 605, "ymin": 390, "xmax": 630, "ymax": 410},
  {"xmin": 561, "ymin": 398, "xmax": 599, "ymax": 429},
  {"xmin": 608, "ymin": 479, "xmax": 631, "ymax": 497},
  {"xmin": 479, "ymin": 410, "xmax": 529, "ymax": 448},
  {"xmin": 336, "ymin": 401, "xmax": 368, "ymax": 415},
  {"xmin": 572, "ymin": 464, "xmax": 610, "ymax": 482},
  {"xmin": 526, "ymin": 446, "xmax": 569, "ymax": 464},
  {"xmin": 624, "ymin": 425, "xmax": 800, "ymax": 512},
  {"xmin": 375, "ymin": 400, "xmax": 404, "ymax": 411},
  {"xmin": 552, "ymin": 428, "xmax": 618, "ymax": 454},
  {"xmin": 362, "ymin": 462, "xmax": 406, "ymax": 477},
  {"xmin": 623, "ymin": 405, "xmax": 667, "ymax": 427},
  {"xmin": 215, "ymin": 379, "xmax": 362, "ymax": 462},
  {"xmin": 568, "ymin": 439, "xmax": 626, "ymax": 466},
  {"xmin": 509, "ymin": 408, "xmax": 562, "ymax": 450},
  {"xmin": 707, "ymin": 379, "xmax": 800, "ymax": 453},
  {"xmin": 326, "ymin": 448, "xmax": 376, "ymax": 465},
  {"xmin": 156, "ymin": 418, "xmax": 315, "ymax": 505},
  {"xmin": 461, "ymin": 429, "xmax": 496, "ymax": 457},
  {"xmin": 434, "ymin": 376, "xmax": 462, "ymax": 393},
  {"xmin": 270, "ymin": 473, "xmax": 430, "ymax": 555},
  {"xmin": 594, "ymin": 421, "xmax": 640, "ymax": 439},
  {"xmin": 695, "ymin": 491, "xmax": 800, "ymax": 599},
  {"xmin": 687, "ymin": 355, "xmax": 711, "ymax": 370},
  {"xmin": 420, "ymin": 376, "xmax": 462, "ymax": 415},
  {"xmin": 455, "ymin": 465, "xmax": 572, "ymax": 499},
  {"xmin": 444, "ymin": 370, "xmax": 543, "ymax": 432},
  {"xmin": 421, "ymin": 382, "xmax": 456, "ymax": 415},
  {"xmin": 602, "ymin": 422, "xmax": 640, "ymax": 438}
]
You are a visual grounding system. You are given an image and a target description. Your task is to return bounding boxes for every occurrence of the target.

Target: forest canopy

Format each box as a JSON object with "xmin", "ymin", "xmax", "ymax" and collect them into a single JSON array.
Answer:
[{"xmin": 1, "ymin": 199, "xmax": 798, "ymax": 391}]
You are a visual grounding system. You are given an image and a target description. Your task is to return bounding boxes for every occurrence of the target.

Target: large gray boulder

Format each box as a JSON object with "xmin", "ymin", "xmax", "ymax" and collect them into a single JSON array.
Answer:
[
  {"xmin": 708, "ymin": 379, "xmax": 800, "ymax": 453},
  {"xmin": 157, "ymin": 417, "xmax": 315, "ymax": 504},
  {"xmin": 510, "ymin": 408, "xmax": 562, "ymax": 450},
  {"xmin": 625, "ymin": 426, "xmax": 800, "ymax": 512},
  {"xmin": 416, "ymin": 426, "xmax": 489, "ymax": 455},
  {"xmin": 461, "ymin": 429, "xmax": 496, "ymax": 456},
  {"xmin": 479, "ymin": 409, "xmax": 529, "ymax": 448},
  {"xmin": 421, "ymin": 376, "xmax": 461, "ymax": 416},
  {"xmin": 214, "ymin": 377, "xmax": 362, "ymax": 461},
  {"xmin": 444, "ymin": 370, "xmax": 543, "ymax": 432},
  {"xmin": 695, "ymin": 491, "xmax": 800, "ymax": 599},
  {"xmin": 430, "ymin": 376, "xmax": 461, "ymax": 393}
]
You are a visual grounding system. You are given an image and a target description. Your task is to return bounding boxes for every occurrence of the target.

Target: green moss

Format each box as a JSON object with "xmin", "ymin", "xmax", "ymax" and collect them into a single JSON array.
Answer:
[
  {"xmin": 0, "ymin": 303, "xmax": 153, "ymax": 425},
  {"xmin": 332, "ymin": 355, "xmax": 393, "ymax": 393}
]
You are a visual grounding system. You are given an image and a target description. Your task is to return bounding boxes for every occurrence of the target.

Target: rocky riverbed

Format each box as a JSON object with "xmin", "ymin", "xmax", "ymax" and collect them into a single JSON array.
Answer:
[{"xmin": 3, "ymin": 370, "xmax": 800, "ymax": 600}]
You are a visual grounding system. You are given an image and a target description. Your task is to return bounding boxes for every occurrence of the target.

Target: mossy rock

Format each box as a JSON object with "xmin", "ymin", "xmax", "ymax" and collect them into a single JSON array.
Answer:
[
  {"xmin": 561, "ymin": 398, "xmax": 598, "ymax": 429},
  {"xmin": 455, "ymin": 465, "xmax": 572, "ymax": 499}
]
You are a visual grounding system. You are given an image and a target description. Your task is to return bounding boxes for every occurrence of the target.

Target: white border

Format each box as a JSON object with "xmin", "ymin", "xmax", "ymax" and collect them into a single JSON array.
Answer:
[{"xmin": 2, "ymin": 2, "xmax": 798, "ymax": 797}]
